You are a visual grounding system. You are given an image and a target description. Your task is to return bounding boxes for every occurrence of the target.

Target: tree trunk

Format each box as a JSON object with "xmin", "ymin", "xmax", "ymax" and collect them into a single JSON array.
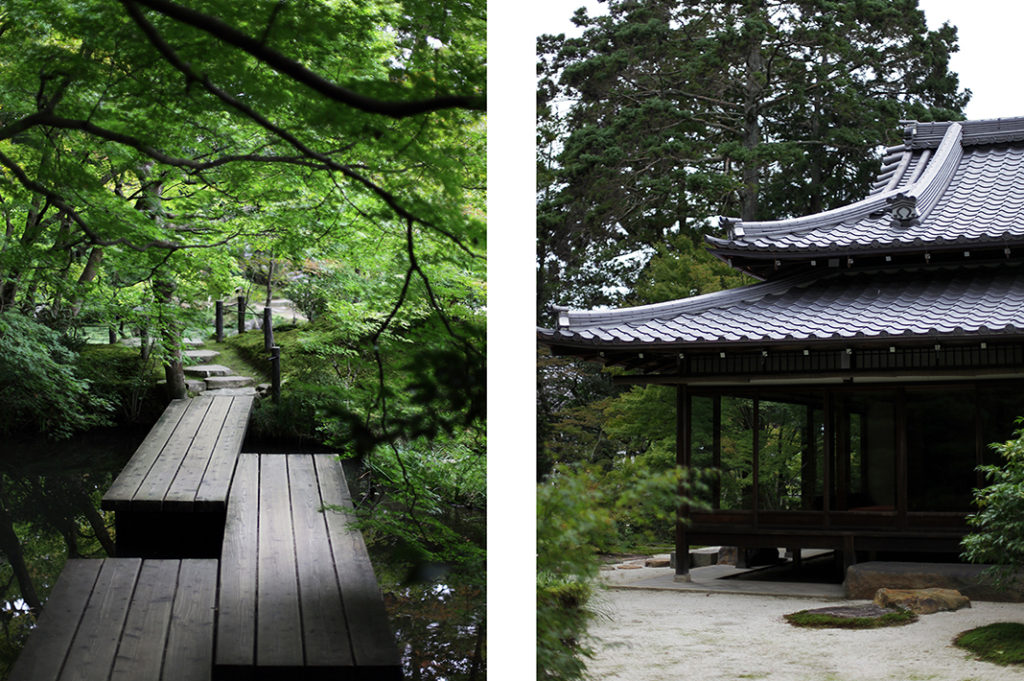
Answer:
[
  {"xmin": 155, "ymin": 278, "xmax": 187, "ymax": 399},
  {"xmin": 0, "ymin": 485, "xmax": 41, "ymax": 612},
  {"xmin": 740, "ymin": 0, "xmax": 765, "ymax": 222}
]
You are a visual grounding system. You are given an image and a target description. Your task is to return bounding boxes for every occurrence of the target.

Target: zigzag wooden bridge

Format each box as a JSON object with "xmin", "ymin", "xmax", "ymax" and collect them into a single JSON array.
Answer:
[{"xmin": 9, "ymin": 395, "xmax": 402, "ymax": 681}]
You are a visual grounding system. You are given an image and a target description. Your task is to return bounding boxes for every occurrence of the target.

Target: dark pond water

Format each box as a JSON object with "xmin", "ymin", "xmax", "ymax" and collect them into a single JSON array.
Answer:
[{"xmin": 0, "ymin": 428, "xmax": 485, "ymax": 680}]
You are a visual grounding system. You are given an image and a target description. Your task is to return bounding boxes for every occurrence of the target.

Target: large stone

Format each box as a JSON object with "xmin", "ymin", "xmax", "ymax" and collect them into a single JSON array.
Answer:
[
  {"xmin": 845, "ymin": 561, "xmax": 1024, "ymax": 602},
  {"xmin": 645, "ymin": 558, "xmax": 670, "ymax": 568},
  {"xmin": 184, "ymin": 364, "xmax": 233, "ymax": 378},
  {"xmin": 873, "ymin": 587, "xmax": 970, "ymax": 614},
  {"xmin": 184, "ymin": 349, "xmax": 220, "ymax": 361},
  {"xmin": 204, "ymin": 375, "xmax": 255, "ymax": 389}
]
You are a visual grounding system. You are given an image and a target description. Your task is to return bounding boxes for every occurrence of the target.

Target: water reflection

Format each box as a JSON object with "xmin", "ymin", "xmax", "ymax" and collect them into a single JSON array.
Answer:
[
  {"xmin": 384, "ymin": 576, "xmax": 485, "ymax": 681},
  {"xmin": 0, "ymin": 426, "xmax": 142, "ymax": 677}
]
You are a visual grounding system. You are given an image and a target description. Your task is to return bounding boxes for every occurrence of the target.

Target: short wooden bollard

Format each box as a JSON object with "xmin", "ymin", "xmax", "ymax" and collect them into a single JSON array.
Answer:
[
  {"xmin": 263, "ymin": 307, "xmax": 274, "ymax": 351},
  {"xmin": 237, "ymin": 296, "xmax": 246, "ymax": 335},
  {"xmin": 270, "ymin": 345, "xmax": 281, "ymax": 402},
  {"xmin": 215, "ymin": 300, "xmax": 225, "ymax": 342}
]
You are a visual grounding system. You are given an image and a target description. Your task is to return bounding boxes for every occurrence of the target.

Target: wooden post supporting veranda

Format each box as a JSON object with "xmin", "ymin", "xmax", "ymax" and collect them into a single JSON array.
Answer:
[
  {"xmin": 675, "ymin": 384, "xmax": 691, "ymax": 582},
  {"xmin": 215, "ymin": 300, "xmax": 224, "ymax": 342}
]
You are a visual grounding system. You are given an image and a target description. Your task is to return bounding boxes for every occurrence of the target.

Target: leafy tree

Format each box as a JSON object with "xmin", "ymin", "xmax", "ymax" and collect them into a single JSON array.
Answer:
[
  {"xmin": 537, "ymin": 0, "xmax": 968, "ymax": 314},
  {"xmin": 961, "ymin": 420, "xmax": 1024, "ymax": 586},
  {"xmin": 0, "ymin": 0, "xmax": 485, "ymax": 436}
]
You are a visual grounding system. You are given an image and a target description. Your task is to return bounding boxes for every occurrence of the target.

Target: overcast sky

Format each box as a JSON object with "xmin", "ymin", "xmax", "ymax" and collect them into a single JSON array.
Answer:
[{"xmin": 533, "ymin": 0, "xmax": 1024, "ymax": 120}]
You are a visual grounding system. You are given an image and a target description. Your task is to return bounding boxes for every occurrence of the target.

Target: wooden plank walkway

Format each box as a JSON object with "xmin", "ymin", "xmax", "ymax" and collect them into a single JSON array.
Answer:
[
  {"xmin": 101, "ymin": 395, "xmax": 253, "ymax": 557},
  {"xmin": 217, "ymin": 454, "xmax": 402, "ymax": 680},
  {"xmin": 7, "ymin": 558, "xmax": 217, "ymax": 681}
]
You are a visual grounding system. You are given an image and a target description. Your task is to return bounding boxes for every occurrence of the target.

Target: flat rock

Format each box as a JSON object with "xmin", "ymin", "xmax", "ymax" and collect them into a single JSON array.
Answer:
[
  {"xmin": 184, "ymin": 364, "xmax": 233, "ymax": 378},
  {"xmin": 184, "ymin": 349, "xmax": 220, "ymax": 361},
  {"xmin": 201, "ymin": 387, "xmax": 258, "ymax": 396},
  {"xmin": 873, "ymin": 587, "xmax": 970, "ymax": 614},
  {"xmin": 185, "ymin": 379, "xmax": 207, "ymax": 393},
  {"xmin": 846, "ymin": 561, "xmax": 1024, "ymax": 602},
  {"xmin": 645, "ymin": 558, "xmax": 670, "ymax": 568},
  {"xmin": 205, "ymin": 375, "xmax": 255, "ymax": 389}
]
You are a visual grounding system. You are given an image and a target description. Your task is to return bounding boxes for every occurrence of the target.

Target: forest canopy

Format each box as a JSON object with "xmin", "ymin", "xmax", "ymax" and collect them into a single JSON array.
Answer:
[{"xmin": 0, "ymin": 0, "xmax": 486, "ymax": 441}]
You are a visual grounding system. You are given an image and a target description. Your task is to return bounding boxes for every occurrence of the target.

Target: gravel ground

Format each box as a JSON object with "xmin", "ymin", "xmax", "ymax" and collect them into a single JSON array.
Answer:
[{"xmin": 586, "ymin": 583, "xmax": 1024, "ymax": 680}]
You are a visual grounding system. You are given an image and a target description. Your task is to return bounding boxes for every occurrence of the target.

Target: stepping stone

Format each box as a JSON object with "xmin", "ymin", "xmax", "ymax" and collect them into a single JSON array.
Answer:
[
  {"xmin": 185, "ymin": 349, "xmax": 221, "ymax": 361},
  {"xmin": 184, "ymin": 364, "xmax": 234, "ymax": 378},
  {"xmin": 201, "ymin": 387, "xmax": 258, "ymax": 396},
  {"xmin": 186, "ymin": 379, "xmax": 207, "ymax": 393},
  {"xmin": 205, "ymin": 375, "xmax": 255, "ymax": 390},
  {"xmin": 185, "ymin": 338, "xmax": 204, "ymax": 347}
]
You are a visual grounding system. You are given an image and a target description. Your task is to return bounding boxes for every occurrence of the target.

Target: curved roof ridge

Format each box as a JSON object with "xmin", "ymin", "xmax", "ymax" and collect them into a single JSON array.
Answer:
[
  {"xmin": 712, "ymin": 124, "xmax": 962, "ymax": 242},
  {"xmin": 552, "ymin": 270, "xmax": 816, "ymax": 329},
  {"xmin": 912, "ymin": 116, "xmax": 1024, "ymax": 149}
]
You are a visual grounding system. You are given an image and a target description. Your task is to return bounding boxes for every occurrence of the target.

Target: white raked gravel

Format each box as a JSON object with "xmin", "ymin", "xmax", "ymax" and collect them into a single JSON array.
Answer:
[{"xmin": 586, "ymin": 574, "xmax": 1024, "ymax": 680}]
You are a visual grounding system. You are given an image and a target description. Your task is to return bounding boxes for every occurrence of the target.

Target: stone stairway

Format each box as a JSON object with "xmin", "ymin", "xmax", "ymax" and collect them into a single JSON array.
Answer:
[{"xmin": 183, "ymin": 346, "xmax": 258, "ymax": 396}]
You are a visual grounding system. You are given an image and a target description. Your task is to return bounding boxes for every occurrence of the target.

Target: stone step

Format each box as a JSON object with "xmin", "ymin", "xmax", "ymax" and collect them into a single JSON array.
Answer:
[
  {"xmin": 184, "ymin": 364, "xmax": 234, "ymax": 378},
  {"xmin": 184, "ymin": 349, "xmax": 220, "ymax": 361},
  {"xmin": 185, "ymin": 379, "xmax": 207, "ymax": 393},
  {"xmin": 204, "ymin": 375, "xmax": 255, "ymax": 390},
  {"xmin": 200, "ymin": 386, "xmax": 258, "ymax": 396}
]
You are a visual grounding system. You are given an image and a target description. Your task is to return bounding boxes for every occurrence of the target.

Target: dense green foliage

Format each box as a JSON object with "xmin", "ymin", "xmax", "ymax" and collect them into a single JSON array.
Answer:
[
  {"xmin": 954, "ymin": 622, "xmax": 1024, "ymax": 666},
  {"xmin": 0, "ymin": 3, "xmax": 484, "ymax": 677},
  {"xmin": 537, "ymin": 0, "xmax": 968, "ymax": 315},
  {"xmin": 962, "ymin": 420, "xmax": 1024, "ymax": 586},
  {"xmin": 0, "ymin": 0, "xmax": 485, "ymax": 427}
]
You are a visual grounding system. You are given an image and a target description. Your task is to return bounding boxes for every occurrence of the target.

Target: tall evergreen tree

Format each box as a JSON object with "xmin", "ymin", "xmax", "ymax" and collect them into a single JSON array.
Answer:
[{"xmin": 537, "ymin": 0, "xmax": 969, "ymax": 316}]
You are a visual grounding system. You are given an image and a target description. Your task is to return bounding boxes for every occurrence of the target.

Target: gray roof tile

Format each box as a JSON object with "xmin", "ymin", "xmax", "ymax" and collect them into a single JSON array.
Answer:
[
  {"xmin": 708, "ymin": 117, "xmax": 1024, "ymax": 260},
  {"xmin": 538, "ymin": 264, "xmax": 1024, "ymax": 348}
]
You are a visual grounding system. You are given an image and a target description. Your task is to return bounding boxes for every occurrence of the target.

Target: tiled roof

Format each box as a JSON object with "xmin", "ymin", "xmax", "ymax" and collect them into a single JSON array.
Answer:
[
  {"xmin": 539, "ymin": 263, "xmax": 1024, "ymax": 349},
  {"xmin": 707, "ymin": 116, "xmax": 1024, "ymax": 261}
]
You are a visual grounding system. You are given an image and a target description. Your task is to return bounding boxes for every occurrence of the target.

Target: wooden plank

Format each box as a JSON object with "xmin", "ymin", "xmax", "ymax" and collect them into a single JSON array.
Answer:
[
  {"xmin": 7, "ymin": 560, "xmax": 102, "ymax": 681},
  {"xmin": 195, "ymin": 395, "xmax": 253, "ymax": 509},
  {"xmin": 59, "ymin": 558, "xmax": 142, "ymax": 681},
  {"xmin": 132, "ymin": 397, "xmax": 213, "ymax": 510},
  {"xmin": 102, "ymin": 400, "xmax": 189, "ymax": 510},
  {"xmin": 164, "ymin": 396, "xmax": 232, "ymax": 509},
  {"xmin": 256, "ymin": 454, "xmax": 304, "ymax": 667},
  {"xmin": 313, "ymin": 455, "xmax": 401, "ymax": 670},
  {"xmin": 163, "ymin": 559, "xmax": 217, "ymax": 681},
  {"xmin": 216, "ymin": 454, "xmax": 259, "ymax": 668},
  {"xmin": 288, "ymin": 455, "xmax": 353, "ymax": 667},
  {"xmin": 110, "ymin": 560, "xmax": 179, "ymax": 681}
]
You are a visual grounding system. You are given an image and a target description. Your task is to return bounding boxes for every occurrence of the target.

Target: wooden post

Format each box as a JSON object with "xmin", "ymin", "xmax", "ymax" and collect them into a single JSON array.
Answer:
[
  {"xmin": 237, "ymin": 295, "xmax": 246, "ymax": 335},
  {"xmin": 215, "ymin": 300, "xmax": 224, "ymax": 342},
  {"xmin": 263, "ymin": 306, "xmax": 274, "ymax": 351},
  {"xmin": 270, "ymin": 345, "xmax": 281, "ymax": 403},
  {"xmin": 675, "ymin": 384, "xmax": 691, "ymax": 582}
]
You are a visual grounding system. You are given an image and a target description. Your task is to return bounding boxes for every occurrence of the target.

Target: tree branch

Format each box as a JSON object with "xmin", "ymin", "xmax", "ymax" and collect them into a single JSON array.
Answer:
[{"xmin": 122, "ymin": 0, "xmax": 485, "ymax": 117}]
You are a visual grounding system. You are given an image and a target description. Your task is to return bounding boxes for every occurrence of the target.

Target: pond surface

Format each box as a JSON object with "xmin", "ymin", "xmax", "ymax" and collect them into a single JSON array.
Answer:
[{"xmin": 0, "ymin": 427, "xmax": 485, "ymax": 681}]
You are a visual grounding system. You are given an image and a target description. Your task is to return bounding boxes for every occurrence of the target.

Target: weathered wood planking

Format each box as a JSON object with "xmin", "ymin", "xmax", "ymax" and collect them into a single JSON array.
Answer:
[
  {"xmin": 8, "ymin": 559, "xmax": 217, "ymax": 681},
  {"xmin": 216, "ymin": 454, "xmax": 402, "ymax": 679},
  {"xmin": 102, "ymin": 395, "xmax": 254, "ymax": 513}
]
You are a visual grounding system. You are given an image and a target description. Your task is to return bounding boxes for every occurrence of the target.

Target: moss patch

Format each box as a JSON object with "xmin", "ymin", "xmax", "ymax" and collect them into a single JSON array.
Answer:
[
  {"xmin": 785, "ymin": 604, "xmax": 918, "ymax": 629},
  {"xmin": 954, "ymin": 622, "xmax": 1024, "ymax": 666}
]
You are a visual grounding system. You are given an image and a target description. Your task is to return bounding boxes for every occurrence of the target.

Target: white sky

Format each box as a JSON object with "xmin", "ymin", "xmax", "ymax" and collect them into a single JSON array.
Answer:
[
  {"xmin": 488, "ymin": 3, "xmax": 1024, "ymax": 678},
  {"xmin": 533, "ymin": 0, "xmax": 1024, "ymax": 120}
]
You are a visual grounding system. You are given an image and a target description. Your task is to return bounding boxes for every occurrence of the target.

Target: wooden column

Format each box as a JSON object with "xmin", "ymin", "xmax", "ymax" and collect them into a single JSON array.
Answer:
[
  {"xmin": 712, "ymin": 395, "xmax": 722, "ymax": 510},
  {"xmin": 823, "ymin": 391, "xmax": 832, "ymax": 523},
  {"xmin": 751, "ymin": 395, "xmax": 760, "ymax": 524},
  {"xmin": 675, "ymin": 385, "xmax": 691, "ymax": 582},
  {"xmin": 237, "ymin": 296, "xmax": 246, "ymax": 335},
  {"xmin": 215, "ymin": 301, "xmax": 224, "ymax": 342},
  {"xmin": 896, "ymin": 388, "xmax": 908, "ymax": 528}
]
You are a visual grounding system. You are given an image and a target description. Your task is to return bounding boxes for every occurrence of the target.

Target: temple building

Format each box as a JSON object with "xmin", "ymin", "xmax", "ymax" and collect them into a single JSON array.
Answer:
[{"xmin": 539, "ymin": 117, "xmax": 1024, "ymax": 580}]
